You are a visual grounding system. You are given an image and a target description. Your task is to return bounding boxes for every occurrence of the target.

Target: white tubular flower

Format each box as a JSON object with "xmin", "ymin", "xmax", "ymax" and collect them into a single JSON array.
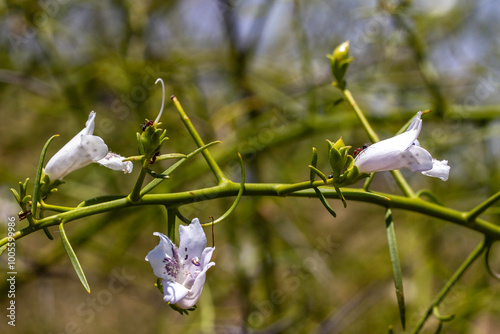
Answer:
[
  {"xmin": 44, "ymin": 111, "xmax": 109, "ymax": 180},
  {"xmin": 145, "ymin": 218, "xmax": 215, "ymax": 309},
  {"xmin": 354, "ymin": 112, "xmax": 450, "ymax": 181},
  {"xmin": 97, "ymin": 152, "xmax": 133, "ymax": 174}
]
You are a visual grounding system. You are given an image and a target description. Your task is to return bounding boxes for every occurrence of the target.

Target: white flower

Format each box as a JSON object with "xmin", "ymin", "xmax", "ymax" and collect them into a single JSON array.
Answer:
[
  {"xmin": 354, "ymin": 112, "xmax": 450, "ymax": 181},
  {"xmin": 44, "ymin": 111, "xmax": 133, "ymax": 180},
  {"xmin": 145, "ymin": 218, "xmax": 215, "ymax": 309}
]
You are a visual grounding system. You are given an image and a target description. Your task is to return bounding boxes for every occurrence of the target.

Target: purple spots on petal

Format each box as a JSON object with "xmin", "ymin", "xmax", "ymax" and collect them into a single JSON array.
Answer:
[{"xmin": 164, "ymin": 257, "xmax": 180, "ymax": 277}]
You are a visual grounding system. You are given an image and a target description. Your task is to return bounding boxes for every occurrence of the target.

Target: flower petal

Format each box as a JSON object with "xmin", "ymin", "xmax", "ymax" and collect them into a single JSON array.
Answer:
[
  {"xmin": 45, "ymin": 134, "xmax": 108, "ymax": 180},
  {"xmin": 399, "ymin": 144, "xmax": 434, "ymax": 172},
  {"xmin": 179, "ymin": 218, "xmax": 208, "ymax": 264},
  {"xmin": 145, "ymin": 232, "xmax": 181, "ymax": 280},
  {"xmin": 183, "ymin": 246, "xmax": 216, "ymax": 283},
  {"xmin": 175, "ymin": 259, "xmax": 215, "ymax": 309},
  {"xmin": 162, "ymin": 280, "xmax": 189, "ymax": 305},
  {"xmin": 44, "ymin": 112, "xmax": 109, "ymax": 180},
  {"xmin": 97, "ymin": 152, "xmax": 133, "ymax": 174},
  {"xmin": 354, "ymin": 112, "xmax": 430, "ymax": 174},
  {"xmin": 421, "ymin": 159, "xmax": 450, "ymax": 181}
]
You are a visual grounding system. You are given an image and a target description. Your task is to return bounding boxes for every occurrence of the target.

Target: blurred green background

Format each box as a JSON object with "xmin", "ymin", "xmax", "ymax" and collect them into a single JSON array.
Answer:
[{"xmin": 1, "ymin": 0, "xmax": 500, "ymax": 333}]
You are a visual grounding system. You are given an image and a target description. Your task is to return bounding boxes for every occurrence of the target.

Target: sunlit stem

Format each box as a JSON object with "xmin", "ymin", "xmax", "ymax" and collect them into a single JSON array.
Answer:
[
  {"xmin": 140, "ymin": 141, "xmax": 221, "ymax": 196},
  {"xmin": 170, "ymin": 95, "xmax": 228, "ymax": 184},
  {"xmin": 154, "ymin": 78, "xmax": 165, "ymax": 124},
  {"xmin": 201, "ymin": 153, "xmax": 245, "ymax": 227},
  {"xmin": 410, "ymin": 239, "xmax": 487, "ymax": 334},
  {"xmin": 343, "ymin": 89, "xmax": 416, "ymax": 198},
  {"xmin": 466, "ymin": 190, "xmax": 500, "ymax": 222},
  {"xmin": 128, "ymin": 162, "xmax": 148, "ymax": 203},
  {"xmin": 167, "ymin": 207, "xmax": 177, "ymax": 244}
]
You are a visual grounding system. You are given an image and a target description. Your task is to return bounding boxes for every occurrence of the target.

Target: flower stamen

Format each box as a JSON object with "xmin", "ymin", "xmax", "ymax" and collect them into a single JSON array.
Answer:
[{"xmin": 154, "ymin": 78, "xmax": 165, "ymax": 124}]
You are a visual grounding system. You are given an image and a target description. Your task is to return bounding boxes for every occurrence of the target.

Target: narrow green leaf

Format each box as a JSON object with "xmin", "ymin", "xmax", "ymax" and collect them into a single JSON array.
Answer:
[
  {"xmin": 59, "ymin": 222, "xmax": 91, "ymax": 293},
  {"xmin": 140, "ymin": 141, "xmax": 221, "ymax": 196},
  {"xmin": 385, "ymin": 208, "xmax": 406, "ymax": 330},
  {"xmin": 32, "ymin": 135, "xmax": 59, "ymax": 219},
  {"xmin": 308, "ymin": 165, "xmax": 327, "ymax": 183},
  {"xmin": 334, "ymin": 185, "xmax": 347, "ymax": 208},
  {"xmin": 0, "ymin": 243, "xmax": 8, "ymax": 255},
  {"xmin": 432, "ymin": 306, "xmax": 455, "ymax": 322},
  {"xmin": 310, "ymin": 147, "xmax": 318, "ymax": 182},
  {"xmin": 313, "ymin": 187, "xmax": 336, "ymax": 218},
  {"xmin": 201, "ymin": 152, "xmax": 246, "ymax": 227},
  {"xmin": 156, "ymin": 153, "xmax": 188, "ymax": 161},
  {"xmin": 10, "ymin": 188, "xmax": 21, "ymax": 203},
  {"xmin": 485, "ymin": 241, "xmax": 500, "ymax": 280},
  {"xmin": 43, "ymin": 227, "xmax": 54, "ymax": 240}
]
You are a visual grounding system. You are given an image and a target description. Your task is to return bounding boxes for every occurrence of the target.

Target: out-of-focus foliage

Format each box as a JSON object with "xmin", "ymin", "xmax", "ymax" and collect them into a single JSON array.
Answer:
[{"xmin": 1, "ymin": 0, "xmax": 500, "ymax": 333}]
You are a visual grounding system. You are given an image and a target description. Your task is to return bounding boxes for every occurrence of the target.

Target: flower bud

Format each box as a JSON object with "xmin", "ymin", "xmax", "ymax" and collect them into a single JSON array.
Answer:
[
  {"xmin": 327, "ymin": 41, "xmax": 353, "ymax": 90},
  {"xmin": 326, "ymin": 138, "xmax": 351, "ymax": 180}
]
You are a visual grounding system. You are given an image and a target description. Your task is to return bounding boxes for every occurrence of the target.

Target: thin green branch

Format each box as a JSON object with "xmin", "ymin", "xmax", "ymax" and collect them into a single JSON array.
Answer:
[
  {"xmin": 140, "ymin": 141, "xmax": 221, "ymax": 196},
  {"xmin": 171, "ymin": 95, "xmax": 228, "ymax": 184},
  {"xmin": 410, "ymin": 239, "xmax": 487, "ymax": 334},
  {"xmin": 385, "ymin": 208, "xmax": 406, "ymax": 330},
  {"xmin": 466, "ymin": 190, "xmax": 500, "ymax": 222},
  {"xmin": 201, "ymin": 153, "xmax": 246, "ymax": 227},
  {"xmin": 4, "ymin": 184, "xmax": 500, "ymax": 247},
  {"xmin": 128, "ymin": 165, "xmax": 148, "ymax": 203},
  {"xmin": 167, "ymin": 207, "xmax": 177, "ymax": 244}
]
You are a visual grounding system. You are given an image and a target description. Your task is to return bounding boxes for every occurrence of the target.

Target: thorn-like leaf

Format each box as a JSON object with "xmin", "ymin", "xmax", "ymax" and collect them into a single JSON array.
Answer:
[
  {"xmin": 308, "ymin": 165, "xmax": 327, "ymax": 183},
  {"xmin": 385, "ymin": 208, "xmax": 406, "ymax": 330},
  {"xmin": 32, "ymin": 134, "xmax": 59, "ymax": 219},
  {"xmin": 59, "ymin": 223, "xmax": 91, "ymax": 293},
  {"xmin": 310, "ymin": 147, "xmax": 318, "ymax": 182},
  {"xmin": 43, "ymin": 227, "xmax": 54, "ymax": 240},
  {"xmin": 313, "ymin": 187, "xmax": 336, "ymax": 218}
]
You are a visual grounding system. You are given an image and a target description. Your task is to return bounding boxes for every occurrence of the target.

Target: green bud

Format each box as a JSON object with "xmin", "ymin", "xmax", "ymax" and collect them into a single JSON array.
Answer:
[
  {"xmin": 327, "ymin": 138, "xmax": 351, "ymax": 180},
  {"xmin": 138, "ymin": 121, "xmax": 168, "ymax": 164},
  {"xmin": 327, "ymin": 41, "xmax": 353, "ymax": 90}
]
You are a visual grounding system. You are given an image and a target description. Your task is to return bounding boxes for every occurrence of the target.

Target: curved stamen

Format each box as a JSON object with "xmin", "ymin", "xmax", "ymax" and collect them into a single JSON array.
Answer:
[{"xmin": 154, "ymin": 78, "xmax": 165, "ymax": 124}]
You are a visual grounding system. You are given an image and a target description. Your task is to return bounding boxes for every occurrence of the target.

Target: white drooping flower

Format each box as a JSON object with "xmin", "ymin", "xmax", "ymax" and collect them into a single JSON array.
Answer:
[
  {"xmin": 44, "ymin": 111, "xmax": 133, "ymax": 180},
  {"xmin": 354, "ymin": 112, "xmax": 450, "ymax": 181},
  {"xmin": 145, "ymin": 218, "xmax": 215, "ymax": 309}
]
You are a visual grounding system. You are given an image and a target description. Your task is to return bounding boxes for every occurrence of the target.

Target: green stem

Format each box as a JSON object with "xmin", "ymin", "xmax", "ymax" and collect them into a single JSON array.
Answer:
[
  {"xmin": 343, "ymin": 89, "xmax": 380, "ymax": 142},
  {"xmin": 3, "ymin": 183, "xmax": 500, "ymax": 247},
  {"xmin": 171, "ymin": 95, "xmax": 228, "ymax": 184},
  {"xmin": 343, "ymin": 89, "xmax": 416, "ymax": 198},
  {"xmin": 410, "ymin": 239, "xmax": 487, "ymax": 334},
  {"xmin": 167, "ymin": 207, "xmax": 177, "ymax": 244},
  {"xmin": 128, "ymin": 164, "xmax": 148, "ymax": 203},
  {"xmin": 466, "ymin": 190, "xmax": 500, "ymax": 222}
]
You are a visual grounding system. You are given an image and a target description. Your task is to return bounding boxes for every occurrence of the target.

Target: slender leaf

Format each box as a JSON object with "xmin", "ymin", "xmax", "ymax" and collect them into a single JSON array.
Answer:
[
  {"xmin": 310, "ymin": 147, "xmax": 318, "ymax": 182},
  {"xmin": 308, "ymin": 165, "xmax": 327, "ymax": 183},
  {"xmin": 59, "ymin": 222, "xmax": 91, "ymax": 293},
  {"xmin": 0, "ymin": 243, "xmax": 8, "ymax": 255},
  {"xmin": 334, "ymin": 185, "xmax": 347, "ymax": 208},
  {"xmin": 385, "ymin": 208, "xmax": 406, "ymax": 330},
  {"xmin": 32, "ymin": 134, "xmax": 59, "ymax": 219},
  {"xmin": 313, "ymin": 187, "xmax": 336, "ymax": 218}
]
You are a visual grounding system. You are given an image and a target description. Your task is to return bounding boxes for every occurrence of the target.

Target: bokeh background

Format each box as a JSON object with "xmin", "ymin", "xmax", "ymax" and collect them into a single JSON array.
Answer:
[{"xmin": 1, "ymin": 0, "xmax": 500, "ymax": 333}]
